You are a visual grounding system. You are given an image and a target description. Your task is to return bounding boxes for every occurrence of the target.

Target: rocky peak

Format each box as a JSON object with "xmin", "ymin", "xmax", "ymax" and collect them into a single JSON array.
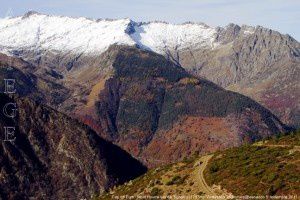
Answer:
[
  {"xmin": 216, "ymin": 23, "xmax": 242, "ymax": 43},
  {"xmin": 22, "ymin": 10, "xmax": 41, "ymax": 18}
]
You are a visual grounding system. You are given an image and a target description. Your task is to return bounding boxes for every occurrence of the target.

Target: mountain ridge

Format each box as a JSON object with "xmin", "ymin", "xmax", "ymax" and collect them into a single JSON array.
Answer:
[
  {"xmin": 0, "ymin": 93, "xmax": 147, "ymax": 199},
  {"xmin": 2, "ymin": 11, "xmax": 294, "ymax": 57},
  {"xmin": 75, "ymin": 45, "xmax": 289, "ymax": 167}
]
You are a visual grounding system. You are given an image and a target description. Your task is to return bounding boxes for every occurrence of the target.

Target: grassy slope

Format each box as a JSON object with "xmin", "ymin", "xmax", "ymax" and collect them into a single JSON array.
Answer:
[
  {"xmin": 97, "ymin": 131, "xmax": 300, "ymax": 199},
  {"xmin": 204, "ymin": 130, "xmax": 300, "ymax": 196},
  {"xmin": 97, "ymin": 157, "xmax": 204, "ymax": 199}
]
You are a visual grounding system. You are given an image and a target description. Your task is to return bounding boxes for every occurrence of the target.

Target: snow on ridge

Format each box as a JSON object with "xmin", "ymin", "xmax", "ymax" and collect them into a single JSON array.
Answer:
[
  {"xmin": 130, "ymin": 21, "xmax": 218, "ymax": 53},
  {"xmin": 241, "ymin": 25, "xmax": 256, "ymax": 35},
  {"xmin": 0, "ymin": 12, "xmax": 135, "ymax": 55},
  {"xmin": 0, "ymin": 12, "xmax": 220, "ymax": 56}
]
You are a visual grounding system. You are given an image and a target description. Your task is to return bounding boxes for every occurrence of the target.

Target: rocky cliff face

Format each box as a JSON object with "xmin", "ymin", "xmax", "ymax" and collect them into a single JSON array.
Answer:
[
  {"xmin": 173, "ymin": 25, "xmax": 300, "ymax": 127},
  {"xmin": 0, "ymin": 94, "xmax": 146, "ymax": 199}
]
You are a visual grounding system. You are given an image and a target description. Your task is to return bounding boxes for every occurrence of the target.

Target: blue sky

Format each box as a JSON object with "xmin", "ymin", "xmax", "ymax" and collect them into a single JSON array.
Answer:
[{"xmin": 0, "ymin": 0, "xmax": 299, "ymax": 40}]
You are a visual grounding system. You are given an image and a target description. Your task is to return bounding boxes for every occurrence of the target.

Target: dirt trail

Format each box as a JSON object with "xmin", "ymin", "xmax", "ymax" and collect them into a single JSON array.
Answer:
[
  {"xmin": 193, "ymin": 144, "xmax": 300, "ymax": 199},
  {"xmin": 195, "ymin": 154, "xmax": 216, "ymax": 196}
]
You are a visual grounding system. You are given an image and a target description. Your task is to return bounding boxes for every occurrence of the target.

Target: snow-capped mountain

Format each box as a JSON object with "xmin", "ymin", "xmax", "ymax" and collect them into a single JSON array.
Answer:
[
  {"xmin": 0, "ymin": 12, "xmax": 135, "ymax": 55},
  {"xmin": 0, "ymin": 11, "xmax": 299, "ymax": 129},
  {"xmin": 130, "ymin": 21, "xmax": 218, "ymax": 53},
  {"xmin": 0, "ymin": 11, "xmax": 253, "ymax": 56}
]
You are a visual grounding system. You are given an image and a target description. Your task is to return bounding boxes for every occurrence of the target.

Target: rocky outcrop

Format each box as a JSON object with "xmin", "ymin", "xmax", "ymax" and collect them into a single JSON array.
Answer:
[
  {"xmin": 0, "ymin": 94, "xmax": 146, "ymax": 199},
  {"xmin": 172, "ymin": 26, "xmax": 300, "ymax": 127}
]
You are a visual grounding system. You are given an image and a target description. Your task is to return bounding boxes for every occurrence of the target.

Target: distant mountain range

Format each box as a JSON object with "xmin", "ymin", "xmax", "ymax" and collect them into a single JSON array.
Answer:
[
  {"xmin": 0, "ymin": 11, "xmax": 299, "ymax": 198},
  {"xmin": 0, "ymin": 11, "xmax": 299, "ymax": 127}
]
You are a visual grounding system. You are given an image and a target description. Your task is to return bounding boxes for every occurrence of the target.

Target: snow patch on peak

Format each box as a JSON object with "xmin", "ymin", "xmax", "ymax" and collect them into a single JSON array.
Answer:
[
  {"xmin": 0, "ymin": 12, "xmax": 220, "ymax": 57},
  {"xmin": 130, "ymin": 21, "xmax": 218, "ymax": 53},
  {"xmin": 0, "ymin": 13, "xmax": 135, "ymax": 55},
  {"xmin": 241, "ymin": 25, "xmax": 255, "ymax": 35},
  {"xmin": 22, "ymin": 11, "xmax": 41, "ymax": 18}
]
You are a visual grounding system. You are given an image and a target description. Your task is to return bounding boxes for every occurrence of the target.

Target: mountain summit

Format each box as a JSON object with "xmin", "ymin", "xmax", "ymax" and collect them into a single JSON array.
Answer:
[{"xmin": 0, "ymin": 11, "xmax": 246, "ymax": 55}]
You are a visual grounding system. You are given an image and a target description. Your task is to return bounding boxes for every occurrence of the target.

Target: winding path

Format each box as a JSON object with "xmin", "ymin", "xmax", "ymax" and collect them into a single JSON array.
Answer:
[{"xmin": 197, "ymin": 155, "xmax": 216, "ymax": 196}]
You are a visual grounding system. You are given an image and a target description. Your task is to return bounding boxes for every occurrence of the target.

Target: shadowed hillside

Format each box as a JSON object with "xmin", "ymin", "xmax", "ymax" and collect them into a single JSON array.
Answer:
[{"xmin": 0, "ymin": 94, "xmax": 146, "ymax": 199}]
